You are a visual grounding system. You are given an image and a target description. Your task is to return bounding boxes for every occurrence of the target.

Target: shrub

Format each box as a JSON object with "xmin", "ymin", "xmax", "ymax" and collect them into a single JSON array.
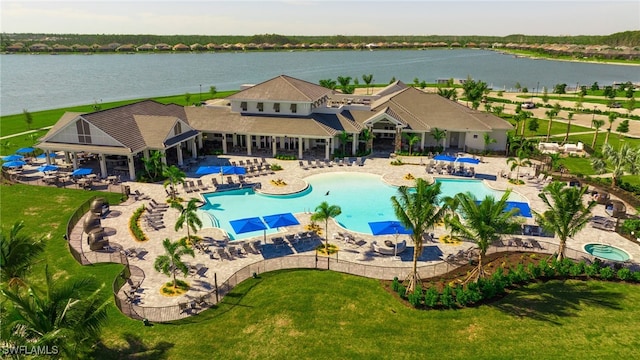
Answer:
[
  {"xmin": 397, "ymin": 284, "xmax": 407, "ymax": 299},
  {"xmin": 424, "ymin": 287, "xmax": 439, "ymax": 308},
  {"xmin": 456, "ymin": 286, "xmax": 470, "ymax": 307},
  {"xmin": 270, "ymin": 163, "xmax": 283, "ymax": 171},
  {"xmin": 599, "ymin": 266, "xmax": 615, "ymax": 280},
  {"xmin": 513, "ymin": 263, "xmax": 530, "ymax": 283},
  {"xmin": 274, "ymin": 154, "xmax": 296, "ymax": 161},
  {"xmin": 538, "ymin": 259, "xmax": 555, "ymax": 278},
  {"xmin": 585, "ymin": 262, "xmax": 601, "ymax": 277},
  {"xmin": 528, "ymin": 262, "xmax": 541, "ymax": 279},
  {"xmin": 408, "ymin": 286, "xmax": 423, "ymax": 308},
  {"xmin": 633, "ymin": 270, "xmax": 640, "ymax": 282},
  {"xmin": 556, "ymin": 258, "xmax": 574, "ymax": 277},
  {"xmin": 616, "ymin": 268, "xmax": 632, "ymax": 281},
  {"xmin": 569, "ymin": 261, "xmax": 586, "ymax": 277},
  {"xmin": 440, "ymin": 285, "xmax": 455, "ymax": 308},
  {"xmin": 479, "ymin": 278, "xmax": 497, "ymax": 299},
  {"xmin": 466, "ymin": 281, "xmax": 484, "ymax": 302},
  {"xmin": 129, "ymin": 205, "xmax": 147, "ymax": 242},
  {"xmin": 392, "ymin": 277, "xmax": 400, "ymax": 292}
]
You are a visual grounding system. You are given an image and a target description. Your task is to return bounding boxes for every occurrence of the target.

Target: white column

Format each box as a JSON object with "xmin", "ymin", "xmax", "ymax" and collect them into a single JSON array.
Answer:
[
  {"xmin": 143, "ymin": 149, "xmax": 150, "ymax": 160},
  {"xmin": 45, "ymin": 151, "xmax": 52, "ymax": 165},
  {"xmin": 161, "ymin": 150, "xmax": 167, "ymax": 165},
  {"xmin": 421, "ymin": 133, "xmax": 426, "ymax": 149},
  {"xmin": 298, "ymin": 137, "xmax": 303, "ymax": 159},
  {"xmin": 222, "ymin": 134, "xmax": 228, "ymax": 154},
  {"xmin": 272, "ymin": 137, "xmax": 277, "ymax": 157},
  {"xmin": 351, "ymin": 133, "xmax": 358, "ymax": 155},
  {"xmin": 176, "ymin": 143, "xmax": 184, "ymax": 166},
  {"xmin": 72, "ymin": 152, "xmax": 78, "ymax": 170},
  {"xmin": 330, "ymin": 138, "xmax": 335, "ymax": 155},
  {"xmin": 191, "ymin": 138, "xmax": 198, "ymax": 158},
  {"xmin": 64, "ymin": 151, "xmax": 71, "ymax": 164},
  {"xmin": 197, "ymin": 133, "xmax": 203, "ymax": 149},
  {"xmin": 127, "ymin": 155, "xmax": 136, "ymax": 181},
  {"xmin": 246, "ymin": 135, "xmax": 252, "ymax": 156},
  {"xmin": 324, "ymin": 139, "xmax": 330, "ymax": 159},
  {"xmin": 232, "ymin": 134, "xmax": 238, "ymax": 147},
  {"xmin": 99, "ymin": 154, "xmax": 107, "ymax": 178}
]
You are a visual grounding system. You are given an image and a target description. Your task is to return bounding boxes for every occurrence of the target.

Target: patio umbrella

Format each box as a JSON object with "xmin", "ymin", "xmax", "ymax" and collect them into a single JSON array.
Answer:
[
  {"xmin": 229, "ymin": 216, "xmax": 268, "ymax": 242},
  {"xmin": 433, "ymin": 154, "xmax": 457, "ymax": 162},
  {"xmin": 36, "ymin": 153, "xmax": 58, "ymax": 159},
  {"xmin": 456, "ymin": 157, "xmax": 480, "ymax": 164},
  {"xmin": 263, "ymin": 213, "xmax": 300, "ymax": 229},
  {"xmin": 195, "ymin": 166, "xmax": 220, "ymax": 175},
  {"xmin": 16, "ymin": 147, "xmax": 35, "ymax": 154},
  {"xmin": 221, "ymin": 166, "xmax": 246, "ymax": 175},
  {"xmin": 2, "ymin": 160, "xmax": 26, "ymax": 168},
  {"xmin": 72, "ymin": 167, "xmax": 93, "ymax": 176},
  {"xmin": 37, "ymin": 164, "xmax": 59, "ymax": 173},
  {"xmin": 368, "ymin": 220, "xmax": 413, "ymax": 258},
  {"xmin": 2, "ymin": 154, "xmax": 23, "ymax": 161}
]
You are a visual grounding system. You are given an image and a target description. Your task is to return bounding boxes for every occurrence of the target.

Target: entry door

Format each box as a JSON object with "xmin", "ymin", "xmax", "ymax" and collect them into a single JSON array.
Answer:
[{"xmin": 449, "ymin": 132, "xmax": 459, "ymax": 148}]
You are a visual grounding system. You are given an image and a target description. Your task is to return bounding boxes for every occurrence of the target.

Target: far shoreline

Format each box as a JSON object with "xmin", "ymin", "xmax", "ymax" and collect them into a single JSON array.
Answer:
[{"xmin": 491, "ymin": 49, "xmax": 640, "ymax": 67}]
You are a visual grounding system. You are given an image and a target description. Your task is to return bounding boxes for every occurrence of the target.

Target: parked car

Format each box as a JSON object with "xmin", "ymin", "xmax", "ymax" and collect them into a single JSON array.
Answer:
[
  {"xmin": 522, "ymin": 102, "xmax": 535, "ymax": 109},
  {"xmin": 610, "ymin": 102, "xmax": 622, "ymax": 108}
]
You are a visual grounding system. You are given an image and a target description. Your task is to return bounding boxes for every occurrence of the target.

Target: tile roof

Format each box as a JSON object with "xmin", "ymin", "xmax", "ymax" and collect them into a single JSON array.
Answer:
[{"xmin": 227, "ymin": 75, "xmax": 334, "ymax": 102}]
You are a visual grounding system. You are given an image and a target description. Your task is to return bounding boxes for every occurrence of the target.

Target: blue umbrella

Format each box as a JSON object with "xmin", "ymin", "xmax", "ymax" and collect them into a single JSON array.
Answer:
[
  {"xmin": 221, "ymin": 166, "xmax": 246, "ymax": 175},
  {"xmin": 433, "ymin": 154, "xmax": 457, "ymax": 162},
  {"xmin": 36, "ymin": 153, "xmax": 58, "ymax": 159},
  {"xmin": 2, "ymin": 154, "xmax": 23, "ymax": 161},
  {"xmin": 456, "ymin": 157, "xmax": 480, "ymax": 164},
  {"xmin": 263, "ymin": 213, "xmax": 300, "ymax": 229},
  {"xmin": 2, "ymin": 160, "xmax": 26, "ymax": 168},
  {"xmin": 195, "ymin": 166, "xmax": 220, "ymax": 175},
  {"xmin": 229, "ymin": 216, "xmax": 268, "ymax": 242},
  {"xmin": 37, "ymin": 164, "xmax": 59, "ymax": 173},
  {"xmin": 72, "ymin": 167, "xmax": 93, "ymax": 176},
  {"xmin": 368, "ymin": 220, "xmax": 413, "ymax": 236},
  {"xmin": 16, "ymin": 147, "xmax": 35, "ymax": 154}
]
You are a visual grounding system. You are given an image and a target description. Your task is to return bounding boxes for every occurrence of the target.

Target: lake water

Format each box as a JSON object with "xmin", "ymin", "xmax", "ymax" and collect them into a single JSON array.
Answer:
[{"xmin": 0, "ymin": 49, "xmax": 637, "ymax": 116}]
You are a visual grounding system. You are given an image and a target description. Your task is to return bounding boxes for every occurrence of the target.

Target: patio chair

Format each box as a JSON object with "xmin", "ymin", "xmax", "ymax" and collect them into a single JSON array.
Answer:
[
  {"xmin": 148, "ymin": 222, "xmax": 165, "ymax": 231},
  {"xmin": 299, "ymin": 160, "xmax": 309, "ymax": 170},
  {"xmin": 215, "ymin": 248, "xmax": 229, "ymax": 260},
  {"xmin": 355, "ymin": 157, "xmax": 363, "ymax": 166},
  {"xmin": 253, "ymin": 158, "xmax": 259, "ymax": 165},
  {"xmin": 127, "ymin": 278, "xmax": 140, "ymax": 291},
  {"xmin": 261, "ymin": 157, "xmax": 267, "ymax": 164},
  {"xmin": 337, "ymin": 158, "xmax": 344, "ymax": 166},
  {"xmin": 134, "ymin": 189, "xmax": 150, "ymax": 200},
  {"xmin": 197, "ymin": 179, "xmax": 209, "ymax": 191},
  {"xmin": 183, "ymin": 182, "xmax": 193, "ymax": 193},
  {"xmin": 307, "ymin": 159, "xmax": 316, "ymax": 168},
  {"xmin": 212, "ymin": 178, "xmax": 220, "ymax": 188},
  {"xmin": 345, "ymin": 157, "xmax": 352, "ymax": 166},
  {"xmin": 250, "ymin": 240, "xmax": 262, "ymax": 253},
  {"xmin": 239, "ymin": 160, "xmax": 245, "ymax": 166},
  {"xmin": 226, "ymin": 176, "xmax": 234, "ymax": 185},
  {"xmin": 150, "ymin": 199, "xmax": 169, "ymax": 208},
  {"xmin": 188, "ymin": 180, "xmax": 198, "ymax": 191},
  {"xmin": 242, "ymin": 242, "xmax": 255, "ymax": 254},
  {"xmin": 325, "ymin": 159, "xmax": 333, "ymax": 167}
]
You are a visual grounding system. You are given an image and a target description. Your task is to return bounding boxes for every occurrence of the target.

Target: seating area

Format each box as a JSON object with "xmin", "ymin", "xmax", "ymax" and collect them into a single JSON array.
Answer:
[{"xmin": 371, "ymin": 239, "xmax": 407, "ymax": 255}]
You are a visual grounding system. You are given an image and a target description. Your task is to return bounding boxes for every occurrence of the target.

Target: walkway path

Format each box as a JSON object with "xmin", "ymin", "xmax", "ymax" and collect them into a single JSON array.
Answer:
[{"xmin": 64, "ymin": 153, "xmax": 640, "ymax": 318}]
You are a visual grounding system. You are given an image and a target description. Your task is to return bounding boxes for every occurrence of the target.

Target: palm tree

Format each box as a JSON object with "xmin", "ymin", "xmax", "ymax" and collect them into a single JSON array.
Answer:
[
  {"xmin": 360, "ymin": 128, "xmax": 374, "ymax": 153},
  {"xmin": 591, "ymin": 119, "xmax": 605, "ymax": 148},
  {"xmin": 430, "ymin": 128, "xmax": 447, "ymax": 151},
  {"xmin": 403, "ymin": 133, "xmax": 420, "ymax": 155},
  {"xmin": 1, "ymin": 265, "xmax": 109, "ymax": 358},
  {"xmin": 362, "ymin": 74, "xmax": 373, "ymax": 95},
  {"xmin": 310, "ymin": 201, "xmax": 342, "ymax": 254},
  {"xmin": 506, "ymin": 149, "xmax": 532, "ymax": 181},
  {"xmin": 592, "ymin": 143, "xmax": 639, "ymax": 187},
  {"xmin": 154, "ymin": 238, "xmax": 195, "ymax": 289},
  {"xmin": 445, "ymin": 191, "xmax": 521, "ymax": 281},
  {"xmin": 338, "ymin": 131, "xmax": 352, "ymax": 156},
  {"xmin": 544, "ymin": 109, "xmax": 557, "ymax": 141},
  {"xmin": 483, "ymin": 133, "xmax": 496, "ymax": 154},
  {"xmin": 563, "ymin": 112, "xmax": 574, "ymax": 143},
  {"xmin": 162, "ymin": 165, "xmax": 186, "ymax": 201},
  {"xmin": 0, "ymin": 221, "xmax": 45, "ymax": 287},
  {"xmin": 141, "ymin": 150, "xmax": 164, "ymax": 181},
  {"xmin": 603, "ymin": 112, "xmax": 617, "ymax": 146},
  {"xmin": 319, "ymin": 79, "xmax": 337, "ymax": 90},
  {"xmin": 336, "ymin": 76, "xmax": 353, "ymax": 94},
  {"xmin": 172, "ymin": 198, "xmax": 203, "ymax": 244},
  {"xmin": 23, "ymin": 109, "xmax": 33, "ymax": 130},
  {"xmin": 391, "ymin": 179, "xmax": 447, "ymax": 293},
  {"xmin": 534, "ymin": 181, "xmax": 596, "ymax": 261}
]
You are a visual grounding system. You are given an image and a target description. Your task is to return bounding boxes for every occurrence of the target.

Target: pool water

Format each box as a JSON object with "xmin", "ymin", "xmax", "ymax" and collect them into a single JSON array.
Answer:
[
  {"xmin": 200, "ymin": 173, "xmax": 527, "ymax": 240},
  {"xmin": 584, "ymin": 243, "xmax": 631, "ymax": 262}
]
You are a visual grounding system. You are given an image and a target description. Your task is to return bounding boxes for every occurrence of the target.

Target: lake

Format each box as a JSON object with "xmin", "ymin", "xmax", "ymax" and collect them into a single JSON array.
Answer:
[{"xmin": 0, "ymin": 49, "xmax": 637, "ymax": 116}]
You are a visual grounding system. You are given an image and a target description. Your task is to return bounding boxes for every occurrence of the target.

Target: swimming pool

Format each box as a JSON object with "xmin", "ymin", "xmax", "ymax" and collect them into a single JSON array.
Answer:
[
  {"xmin": 584, "ymin": 243, "xmax": 631, "ymax": 262},
  {"xmin": 199, "ymin": 173, "xmax": 528, "ymax": 240}
]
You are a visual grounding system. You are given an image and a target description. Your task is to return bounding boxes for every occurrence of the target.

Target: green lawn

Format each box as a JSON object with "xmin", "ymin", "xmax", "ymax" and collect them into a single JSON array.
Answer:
[
  {"xmin": 2, "ymin": 183, "xmax": 640, "ymax": 358},
  {"xmin": 508, "ymin": 117, "xmax": 592, "ymax": 138}
]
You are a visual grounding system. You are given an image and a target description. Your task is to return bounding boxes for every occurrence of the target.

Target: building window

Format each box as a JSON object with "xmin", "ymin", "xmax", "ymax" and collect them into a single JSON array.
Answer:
[
  {"xmin": 273, "ymin": 103, "xmax": 280, "ymax": 113},
  {"xmin": 240, "ymin": 101, "xmax": 247, "ymax": 111},
  {"xmin": 473, "ymin": 134, "xmax": 478, "ymax": 139},
  {"xmin": 290, "ymin": 103, "xmax": 297, "ymax": 113},
  {"xmin": 257, "ymin": 102, "xmax": 264, "ymax": 112},
  {"xmin": 76, "ymin": 120, "xmax": 92, "ymax": 144}
]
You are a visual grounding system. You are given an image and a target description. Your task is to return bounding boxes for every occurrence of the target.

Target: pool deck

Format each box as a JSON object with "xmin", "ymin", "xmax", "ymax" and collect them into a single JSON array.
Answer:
[{"xmin": 77, "ymin": 153, "xmax": 640, "ymax": 310}]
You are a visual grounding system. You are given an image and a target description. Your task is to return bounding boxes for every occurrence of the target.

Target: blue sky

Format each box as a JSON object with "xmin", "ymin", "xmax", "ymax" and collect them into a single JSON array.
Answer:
[{"xmin": 2, "ymin": 1, "xmax": 638, "ymax": 36}]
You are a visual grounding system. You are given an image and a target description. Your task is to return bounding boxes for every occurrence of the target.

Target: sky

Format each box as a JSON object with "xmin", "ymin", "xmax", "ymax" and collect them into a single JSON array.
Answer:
[{"xmin": 1, "ymin": 0, "xmax": 638, "ymax": 37}]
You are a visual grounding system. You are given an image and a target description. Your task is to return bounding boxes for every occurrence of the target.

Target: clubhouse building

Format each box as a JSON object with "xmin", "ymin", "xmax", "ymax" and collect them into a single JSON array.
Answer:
[{"xmin": 37, "ymin": 75, "xmax": 512, "ymax": 180}]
